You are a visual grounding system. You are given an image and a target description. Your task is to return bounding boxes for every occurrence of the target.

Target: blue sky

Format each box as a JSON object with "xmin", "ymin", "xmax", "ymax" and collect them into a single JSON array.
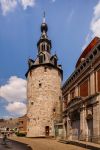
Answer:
[{"xmin": 0, "ymin": 0, "xmax": 100, "ymax": 118}]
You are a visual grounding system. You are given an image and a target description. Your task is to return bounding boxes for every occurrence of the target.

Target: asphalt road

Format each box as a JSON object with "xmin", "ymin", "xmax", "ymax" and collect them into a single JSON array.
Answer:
[{"xmin": 0, "ymin": 138, "xmax": 32, "ymax": 150}]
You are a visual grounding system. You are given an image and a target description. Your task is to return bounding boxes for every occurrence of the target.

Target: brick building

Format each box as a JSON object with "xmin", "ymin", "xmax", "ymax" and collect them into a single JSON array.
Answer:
[
  {"xmin": 62, "ymin": 37, "xmax": 100, "ymax": 143},
  {"xmin": 25, "ymin": 15, "xmax": 63, "ymax": 137}
]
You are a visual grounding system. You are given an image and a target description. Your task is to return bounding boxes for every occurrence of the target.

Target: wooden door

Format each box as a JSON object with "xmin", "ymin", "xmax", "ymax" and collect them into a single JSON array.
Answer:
[{"xmin": 45, "ymin": 126, "xmax": 49, "ymax": 136}]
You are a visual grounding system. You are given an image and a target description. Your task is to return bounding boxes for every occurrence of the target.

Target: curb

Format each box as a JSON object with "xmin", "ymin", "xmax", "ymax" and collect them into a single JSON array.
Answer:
[{"xmin": 58, "ymin": 140, "xmax": 100, "ymax": 150}]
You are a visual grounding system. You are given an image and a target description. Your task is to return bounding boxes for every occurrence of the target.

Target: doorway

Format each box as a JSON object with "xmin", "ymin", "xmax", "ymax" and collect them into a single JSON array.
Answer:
[
  {"xmin": 45, "ymin": 126, "xmax": 49, "ymax": 136},
  {"xmin": 64, "ymin": 121, "xmax": 67, "ymax": 138},
  {"xmin": 87, "ymin": 119, "xmax": 93, "ymax": 142},
  {"xmin": 72, "ymin": 120, "xmax": 80, "ymax": 140},
  {"xmin": 70, "ymin": 110, "xmax": 80, "ymax": 140}
]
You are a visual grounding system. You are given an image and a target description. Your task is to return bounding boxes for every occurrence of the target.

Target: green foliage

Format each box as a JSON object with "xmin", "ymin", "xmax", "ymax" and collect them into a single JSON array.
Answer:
[{"xmin": 15, "ymin": 132, "xmax": 26, "ymax": 137}]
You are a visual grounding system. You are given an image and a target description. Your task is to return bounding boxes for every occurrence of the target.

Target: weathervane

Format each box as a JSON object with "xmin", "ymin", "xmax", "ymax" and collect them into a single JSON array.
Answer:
[{"xmin": 43, "ymin": 11, "xmax": 46, "ymax": 23}]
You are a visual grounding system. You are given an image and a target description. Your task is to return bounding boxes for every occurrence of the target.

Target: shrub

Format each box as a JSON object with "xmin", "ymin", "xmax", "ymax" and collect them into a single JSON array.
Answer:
[{"xmin": 16, "ymin": 132, "xmax": 26, "ymax": 137}]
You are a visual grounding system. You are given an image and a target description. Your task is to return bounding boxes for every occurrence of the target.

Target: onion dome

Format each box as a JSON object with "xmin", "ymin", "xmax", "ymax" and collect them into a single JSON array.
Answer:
[{"xmin": 41, "ymin": 22, "xmax": 48, "ymax": 32}]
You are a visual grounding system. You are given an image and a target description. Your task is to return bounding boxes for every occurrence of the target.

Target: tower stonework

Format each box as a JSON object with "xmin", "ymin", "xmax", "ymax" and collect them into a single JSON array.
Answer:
[{"xmin": 26, "ymin": 15, "xmax": 63, "ymax": 137}]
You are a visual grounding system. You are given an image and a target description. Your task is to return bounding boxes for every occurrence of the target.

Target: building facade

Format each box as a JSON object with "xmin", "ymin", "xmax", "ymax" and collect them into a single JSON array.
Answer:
[
  {"xmin": 18, "ymin": 115, "xmax": 27, "ymax": 134},
  {"xmin": 62, "ymin": 37, "xmax": 100, "ymax": 143},
  {"xmin": 0, "ymin": 116, "xmax": 27, "ymax": 135},
  {"xmin": 26, "ymin": 15, "xmax": 63, "ymax": 137},
  {"xmin": 0, "ymin": 118, "xmax": 18, "ymax": 134}
]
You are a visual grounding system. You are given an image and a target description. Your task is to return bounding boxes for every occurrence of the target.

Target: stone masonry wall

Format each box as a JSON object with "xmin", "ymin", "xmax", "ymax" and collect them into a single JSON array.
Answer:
[{"xmin": 27, "ymin": 65, "xmax": 62, "ymax": 137}]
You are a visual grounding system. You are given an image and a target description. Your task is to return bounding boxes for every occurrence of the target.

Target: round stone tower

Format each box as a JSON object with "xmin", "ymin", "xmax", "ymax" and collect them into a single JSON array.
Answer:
[{"xmin": 25, "ymin": 14, "xmax": 63, "ymax": 137}]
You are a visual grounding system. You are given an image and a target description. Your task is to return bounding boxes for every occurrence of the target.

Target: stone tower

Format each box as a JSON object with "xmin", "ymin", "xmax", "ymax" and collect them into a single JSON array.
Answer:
[{"xmin": 25, "ymin": 14, "xmax": 63, "ymax": 137}]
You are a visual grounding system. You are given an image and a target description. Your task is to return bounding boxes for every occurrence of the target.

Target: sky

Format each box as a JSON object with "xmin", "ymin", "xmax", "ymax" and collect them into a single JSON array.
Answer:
[{"xmin": 0, "ymin": 0, "xmax": 100, "ymax": 118}]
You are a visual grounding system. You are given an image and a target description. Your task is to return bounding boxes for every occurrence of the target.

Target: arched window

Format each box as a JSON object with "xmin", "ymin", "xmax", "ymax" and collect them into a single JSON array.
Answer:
[
  {"xmin": 39, "ymin": 54, "xmax": 45, "ymax": 64},
  {"xmin": 42, "ymin": 44, "xmax": 44, "ymax": 51},
  {"xmin": 43, "ymin": 43, "xmax": 45, "ymax": 51},
  {"xmin": 47, "ymin": 45, "xmax": 49, "ymax": 52},
  {"xmin": 39, "ymin": 55, "xmax": 43, "ymax": 63}
]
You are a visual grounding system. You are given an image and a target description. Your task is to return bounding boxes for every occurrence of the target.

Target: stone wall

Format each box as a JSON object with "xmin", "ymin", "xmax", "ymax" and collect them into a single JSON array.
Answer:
[{"xmin": 27, "ymin": 65, "xmax": 62, "ymax": 137}]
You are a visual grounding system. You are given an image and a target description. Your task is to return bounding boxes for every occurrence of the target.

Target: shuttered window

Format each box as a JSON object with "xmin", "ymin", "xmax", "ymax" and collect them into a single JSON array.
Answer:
[
  {"xmin": 80, "ymin": 79, "xmax": 89, "ymax": 97},
  {"xmin": 97, "ymin": 69, "xmax": 100, "ymax": 92},
  {"xmin": 94, "ymin": 72, "xmax": 96, "ymax": 93}
]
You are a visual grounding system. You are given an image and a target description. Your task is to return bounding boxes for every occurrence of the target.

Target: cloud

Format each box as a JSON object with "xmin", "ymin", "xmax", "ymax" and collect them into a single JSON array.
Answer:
[
  {"xmin": 82, "ymin": 1, "xmax": 100, "ymax": 50},
  {"xmin": 0, "ymin": 76, "xmax": 27, "ymax": 117},
  {"xmin": 0, "ymin": 76, "xmax": 26, "ymax": 102},
  {"xmin": 82, "ymin": 33, "xmax": 91, "ymax": 51},
  {"xmin": 5, "ymin": 102, "xmax": 27, "ymax": 116},
  {"xmin": 0, "ymin": 0, "xmax": 36, "ymax": 15},
  {"xmin": 93, "ymin": 0, "xmax": 100, "ymax": 20},
  {"xmin": 52, "ymin": 0, "xmax": 56, "ymax": 2},
  {"xmin": 67, "ymin": 10, "xmax": 74, "ymax": 24},
  {"xmin": 90, "ymin": 0, "xmax": 100, "ymax": 37},
  {"xmin": 19, "ymin": 0, "xmax": 35, "ymax": 10},
  {"xmin": 0, "ymin": 0, "xmax": 17, "ymax": 15}
]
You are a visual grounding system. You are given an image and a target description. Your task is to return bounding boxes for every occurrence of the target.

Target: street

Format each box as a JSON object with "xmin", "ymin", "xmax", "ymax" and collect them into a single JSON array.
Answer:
[
  {"xmin": 0, "ymin": 138, "xmax": 32, "ymax": 150},
  {"xmin": 6, "ymin": 137, "xmax": 90, "ymax": 150}
]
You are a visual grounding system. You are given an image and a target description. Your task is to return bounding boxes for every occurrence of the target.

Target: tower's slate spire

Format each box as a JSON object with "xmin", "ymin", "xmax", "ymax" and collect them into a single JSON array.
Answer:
[
  {"xmin": 26, "ymin": 13, "xmax": 63, "ymax": 73},
  {"xmin": 37, "ymin": 12, "xmax": 51, "ymax": 54}
]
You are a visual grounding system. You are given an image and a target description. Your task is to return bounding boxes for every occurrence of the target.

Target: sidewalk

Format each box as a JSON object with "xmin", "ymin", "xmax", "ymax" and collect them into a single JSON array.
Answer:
[
  {"xmin": 59, "ymin": 139, "xmax": 100, "ymax": 150},
  {"xmin": 9, "ymin": 137, "xmax": 89, "ymax": 150}
]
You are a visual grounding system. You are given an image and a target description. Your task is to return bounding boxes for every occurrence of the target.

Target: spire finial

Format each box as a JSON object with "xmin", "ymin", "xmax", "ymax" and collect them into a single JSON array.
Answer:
[{"xmin": 43, "ymin": 11, "xmax": 46, "ymax": 23}]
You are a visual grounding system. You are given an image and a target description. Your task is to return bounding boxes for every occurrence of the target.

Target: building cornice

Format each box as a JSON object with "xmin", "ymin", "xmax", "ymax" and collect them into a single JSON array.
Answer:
[
  {"xmin": 62, "ymin": 41, "xmax": 100, "ymax": 92},
  {"xmin": 25, "ymin": 63, "xmax": 63, "ymax": 78}
]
